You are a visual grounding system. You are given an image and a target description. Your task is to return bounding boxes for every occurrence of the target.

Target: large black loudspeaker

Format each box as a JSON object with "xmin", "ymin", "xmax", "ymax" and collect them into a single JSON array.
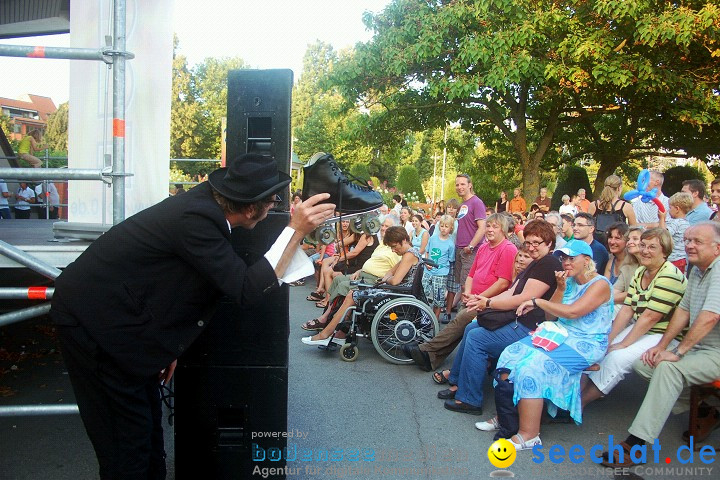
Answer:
[
  {"xmin": 226, "ymin": 69, "xmax": 293, "ymax": 209},
  {"xmin": 175, "ymin": 69, "xmax": 293, "ymax": 480}
]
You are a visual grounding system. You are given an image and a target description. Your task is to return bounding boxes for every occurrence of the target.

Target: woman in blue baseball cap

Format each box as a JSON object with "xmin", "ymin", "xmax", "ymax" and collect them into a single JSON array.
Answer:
[{"xmin": 476, "ymin": 239, "xmax": 614, "ymax": 451}]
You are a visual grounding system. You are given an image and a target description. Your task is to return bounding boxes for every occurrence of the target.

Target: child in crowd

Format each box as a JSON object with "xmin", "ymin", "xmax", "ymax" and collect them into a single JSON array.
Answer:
[
  {"xmin": 422, "ymin": 215, "xmax": 456, "ymax": 320},
  {"xmin": 659, "ymin": 191, "xmax": 692, "ymax": 273},
  {"xmin": 442, "ymin": 198, "xmax": 461, "ymax": 321},
  {"xmin": 309, "ymin": 241, "xmax": 335, "ymax": 266},
  {"xmin": 428, "ymin": 211, "xmax": 444, "ymax": 236}
]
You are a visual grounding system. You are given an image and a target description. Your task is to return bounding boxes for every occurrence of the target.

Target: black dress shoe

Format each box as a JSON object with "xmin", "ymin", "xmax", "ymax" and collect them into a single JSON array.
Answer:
[
  {"xmin": 406, "ymin": 343, "xmax": 432, "ymax": 372},
  {"xmin": 437, "ymin": 388, "xmax": 456, "ymax": 400},
  {"xmin": 443, "ymin": 399, "xmax": 483, "ymax": 415}
]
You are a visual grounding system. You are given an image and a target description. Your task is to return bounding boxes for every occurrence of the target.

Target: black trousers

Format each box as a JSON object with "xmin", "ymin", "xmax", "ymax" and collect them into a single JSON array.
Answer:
[
  {"xmin": 57, "ymin": 323, "xmax": 167, "ymax": 480},
  {"xmin": 14, "ymin": 208, "xmax": 30, "ymax": 219}
]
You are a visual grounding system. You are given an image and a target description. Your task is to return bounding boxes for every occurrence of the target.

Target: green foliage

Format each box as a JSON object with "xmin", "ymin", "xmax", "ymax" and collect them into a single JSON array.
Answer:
[
  {"xmin": 0, "ymin": 114, "xmax": 13, "ymax": 139},
  {"xmin": 395, "ymin": 165, "xmax": 425, "ymax": 200},
  {"xmin": 169, "ymin": 166, "xmax": 192, "ymax": 183},
  {"xmin": 551, "ymin": 165, "xmax": 593, "ymax": 211},
  {"xmin": 330, "ymin": 0, "xmax": 720, "ymax": 203},
  {"xmin": 170, "ymin": 35, "xmax": 247, "ymax": 177},
  {"xmin": 377, "ymin": 188, "xmax": 396, "ymax": 208},
  {"xmin": 291, "ymin": 42, "xmax": 385, "ymax": 174},
  {"xmin": 662, "ymin": 165, "xmax": 708, "ymax": 197},
  {"xmin": 44, "ymin": 102, "xmax": 68, "ymax": 152},
  {"xmin": 349, "ymin": 162, "xmax": 371, "ymax": 182},
  {"xmin": 460, "ymin": 143, "xmax": 522, "ymax": 206}
]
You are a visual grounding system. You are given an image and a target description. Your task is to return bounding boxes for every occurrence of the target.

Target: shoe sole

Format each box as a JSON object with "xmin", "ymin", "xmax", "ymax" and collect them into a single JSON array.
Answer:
[
  {"xmin": 301, "ymin": 338, "xmax": 345, "ymax": 346},
  {"xmin": 443, "ymin": 402, "xmax": 483, "ymax": 415},
  {"xmin": 513, "ymin": 442, "xmax": 542, "ymax": 451}
]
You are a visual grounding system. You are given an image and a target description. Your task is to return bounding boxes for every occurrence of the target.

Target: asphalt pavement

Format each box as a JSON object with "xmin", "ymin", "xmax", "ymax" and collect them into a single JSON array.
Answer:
[{"xmin": 0, "ymin": 279, "xmax": 717, "ymax": 479}]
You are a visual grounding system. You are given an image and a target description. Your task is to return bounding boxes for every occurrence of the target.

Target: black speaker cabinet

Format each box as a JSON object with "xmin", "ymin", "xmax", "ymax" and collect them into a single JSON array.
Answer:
[
  {"xmin": 174, "ymin": 214, "xmax": 290, "ymax": 480},
  {"xmin": 180, "ymin": 212, "xmax": 290, "ymax": 367},
  {"xmin": 226, "ymin": 69, "xmax": 293, "ymax": 211},
  {"xmin": 174, "ymin": 364, "xmax": 288, "ymax": 479}
]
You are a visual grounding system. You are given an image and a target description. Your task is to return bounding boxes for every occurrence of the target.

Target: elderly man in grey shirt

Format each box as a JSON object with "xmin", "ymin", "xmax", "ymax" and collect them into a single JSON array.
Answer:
[
  {"xmin": 632, "ymin": 170, "xmax": 670, "ymax": 228},
  {"xmin": 601, "ymin": 222, "xmax": 720, "ymax": 467}
]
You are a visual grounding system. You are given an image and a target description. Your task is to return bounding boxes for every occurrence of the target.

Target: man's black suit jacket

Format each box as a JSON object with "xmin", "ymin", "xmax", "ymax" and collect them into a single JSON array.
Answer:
[{"xmin": 51, "ymin": 182, "xmax": 278, "ymax": 377}]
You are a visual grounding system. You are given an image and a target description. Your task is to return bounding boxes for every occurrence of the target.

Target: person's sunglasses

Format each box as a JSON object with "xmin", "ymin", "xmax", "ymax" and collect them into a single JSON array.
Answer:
[{"xmin": 265, "ymin": 194, "xmax": 282, "ymax": 206}]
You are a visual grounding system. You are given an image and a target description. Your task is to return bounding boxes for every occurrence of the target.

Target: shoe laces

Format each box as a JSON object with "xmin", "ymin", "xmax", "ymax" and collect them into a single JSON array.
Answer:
[{"xmin": 329, "ymin": 161, "xmax": 373, "ymax": 192}]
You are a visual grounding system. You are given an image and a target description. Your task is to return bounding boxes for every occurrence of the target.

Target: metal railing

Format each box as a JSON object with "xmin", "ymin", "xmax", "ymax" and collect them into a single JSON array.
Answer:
[
  {"xmin": 169, "ymin": 158, "xmax": 222, "ymax": 189},
  {"xmin": 1, "ymin": 152, "xmax": 70, "ymax": 219}
]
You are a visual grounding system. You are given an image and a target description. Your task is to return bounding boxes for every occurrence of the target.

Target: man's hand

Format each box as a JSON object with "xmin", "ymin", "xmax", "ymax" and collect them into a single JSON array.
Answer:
[
  {"xmin": 641, "ymin": 345, "xmax": 670, "ymax": 367},
  {"xmin": 159, "ymin": 359, "xmax": 177, "ymax": 385},
  {"xmin": 288, "ymin": 194, "xmax": 336, "ymax": 236}
]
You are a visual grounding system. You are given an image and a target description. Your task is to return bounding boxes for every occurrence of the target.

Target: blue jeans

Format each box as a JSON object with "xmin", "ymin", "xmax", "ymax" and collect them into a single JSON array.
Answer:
[
  {"xmin": 448, "ymin": 320, "xmax": 531, "ymax": 407},
  {"xmin": 309, "ymin": 252, "xmax": 330, "ymax": 263},
  {"xmin": 0, "ymin": 207, "xmax": 11, "ymax": 219}
]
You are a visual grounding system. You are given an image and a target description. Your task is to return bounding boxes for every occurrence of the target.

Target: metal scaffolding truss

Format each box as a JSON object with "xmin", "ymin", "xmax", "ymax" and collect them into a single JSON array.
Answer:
[
  {"xmin": 0, "ymin": 0, "xmax": 133, "ymax": 417},
  {"xmin": 0, "ymin": 0, "xmax": 131, "ymax": 225}
]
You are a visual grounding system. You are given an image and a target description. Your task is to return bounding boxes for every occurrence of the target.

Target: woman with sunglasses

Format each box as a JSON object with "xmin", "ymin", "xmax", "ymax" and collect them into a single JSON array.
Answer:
[
  {"xmin": 437, "ymin": 220, "xmax": 561, "ymax": 415},
  {"xmin": 478, "ymin": 240, "xmax": 613, "ymax": 451}
]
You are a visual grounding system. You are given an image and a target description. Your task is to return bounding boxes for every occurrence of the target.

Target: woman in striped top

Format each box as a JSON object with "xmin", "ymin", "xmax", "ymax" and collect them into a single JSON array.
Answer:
[{"xmin": 581, "ymin": 228, "xmax": 687, "ymax": 409}]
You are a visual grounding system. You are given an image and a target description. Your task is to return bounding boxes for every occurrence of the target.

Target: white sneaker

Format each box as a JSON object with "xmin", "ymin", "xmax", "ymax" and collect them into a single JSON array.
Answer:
[
  {"xmin": 301, "ymin": 336, "xmax": 344, "ymax": 346},
  {"xmin": 475, "ymin": 417, "xmax": 500, "ymax": 431},
  {"xmin": 508, "ymin": 433, "xmax": 542, "ymax": 451}
]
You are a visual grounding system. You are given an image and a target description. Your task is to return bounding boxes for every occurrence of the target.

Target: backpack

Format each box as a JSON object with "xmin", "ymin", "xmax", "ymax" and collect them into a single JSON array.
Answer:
[{"xmin": 593, "ymin": 199, "xmax": 626, "ymax": 234}]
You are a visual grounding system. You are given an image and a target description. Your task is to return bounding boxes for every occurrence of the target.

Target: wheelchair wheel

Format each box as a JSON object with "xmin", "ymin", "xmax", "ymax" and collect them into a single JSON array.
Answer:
[
  {"xmin": 370, "ymin": 297, "xmax": 440, "ymax": 364},
  {"xmin": 340, "ymin": 343, "xmax": 359, "ymax": 362}
]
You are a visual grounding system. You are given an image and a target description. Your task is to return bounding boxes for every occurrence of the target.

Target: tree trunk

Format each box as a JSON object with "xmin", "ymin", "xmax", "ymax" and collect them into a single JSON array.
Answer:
[
  {"xmin": 512, "ymin": 133, "xmax": 541, "ymax": 207},
  {"xmin": 593, "ymin": 152, "xmax": 627, "ymax": 196}
]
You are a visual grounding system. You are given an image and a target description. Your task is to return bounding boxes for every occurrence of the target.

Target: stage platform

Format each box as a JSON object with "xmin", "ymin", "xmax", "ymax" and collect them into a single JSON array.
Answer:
[{"xmin": 0, "ymin": 220, "xmax": 94, "ymax": 269}]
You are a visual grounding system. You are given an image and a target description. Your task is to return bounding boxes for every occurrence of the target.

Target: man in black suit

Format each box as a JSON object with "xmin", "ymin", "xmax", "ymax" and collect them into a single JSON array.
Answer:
[{"xmin": 51, "ymin": 153, "xmax": 335, "ymax": 480}]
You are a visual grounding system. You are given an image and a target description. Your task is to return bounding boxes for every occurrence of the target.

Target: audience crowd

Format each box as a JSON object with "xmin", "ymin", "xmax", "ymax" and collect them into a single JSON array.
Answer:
[{"xmin": 294, "ymin": 169, "xmax": 720, "ymax": 462}]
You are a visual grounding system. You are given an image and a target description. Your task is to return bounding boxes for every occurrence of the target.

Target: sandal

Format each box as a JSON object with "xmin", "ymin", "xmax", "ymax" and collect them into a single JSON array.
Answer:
[
  {"xmin": 315, "ymin": 300, "xmax": 328, "ymax": 309},
  {"xmin": 432, "ymin": 370, "xmax": 450, "ymax": 385},
  {"xmin": 306, "ymin": 291, "xmax": 325, "ymax": 301},
  {"xmin": 301, "ymin": 318, "xmax": 328, "ymax": 331}
]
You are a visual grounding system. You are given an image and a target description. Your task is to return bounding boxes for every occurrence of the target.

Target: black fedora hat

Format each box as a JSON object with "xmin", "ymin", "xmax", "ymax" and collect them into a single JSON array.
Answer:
[{"xmin": 208, "ymin": 153, "xmax": 291, "ymax": 203}]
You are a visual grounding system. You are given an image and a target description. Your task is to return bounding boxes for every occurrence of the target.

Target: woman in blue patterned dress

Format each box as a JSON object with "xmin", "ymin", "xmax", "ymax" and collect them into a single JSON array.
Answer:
[{"xmin": 487, "ymin": 240, "xmax": 613, "ymax": 451}]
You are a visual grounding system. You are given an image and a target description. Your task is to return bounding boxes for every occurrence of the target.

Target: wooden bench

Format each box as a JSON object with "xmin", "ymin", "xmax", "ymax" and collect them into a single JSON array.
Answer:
[{"xmin": 688, "ymin": 379, "xmax": 720, "ymax": 447}]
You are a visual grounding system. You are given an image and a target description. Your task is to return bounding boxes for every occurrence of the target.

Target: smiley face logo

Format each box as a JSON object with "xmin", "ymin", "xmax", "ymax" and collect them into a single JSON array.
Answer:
[{"xmin": 488, "ymin": 438, "xmax": 516, "ymax": 469}]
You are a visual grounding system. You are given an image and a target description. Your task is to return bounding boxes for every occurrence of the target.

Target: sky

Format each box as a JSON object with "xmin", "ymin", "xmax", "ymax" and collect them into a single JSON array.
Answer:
[{"xmin": 0, "ymin": 0, "xmax": 391, "ymax": 106}]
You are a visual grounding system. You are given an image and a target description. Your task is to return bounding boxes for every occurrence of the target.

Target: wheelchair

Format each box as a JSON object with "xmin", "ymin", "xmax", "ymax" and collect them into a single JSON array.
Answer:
[{"xmin": 326, "ymin": 257, "xmax": 441, "ymax": 364}]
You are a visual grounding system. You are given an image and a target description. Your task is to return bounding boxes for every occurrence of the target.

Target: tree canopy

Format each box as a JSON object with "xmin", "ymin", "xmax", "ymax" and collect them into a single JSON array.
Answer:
[
  {"xmin": 331, "ymin": 0, "xmax": 720, "ymax": 200},
  {"xmin": 170, "ymin": 35, "xmax": 247, "ymax": 177},
  {"xmin": 44, "ymin": 102, "xmax": 68, "ymax": 152}
]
